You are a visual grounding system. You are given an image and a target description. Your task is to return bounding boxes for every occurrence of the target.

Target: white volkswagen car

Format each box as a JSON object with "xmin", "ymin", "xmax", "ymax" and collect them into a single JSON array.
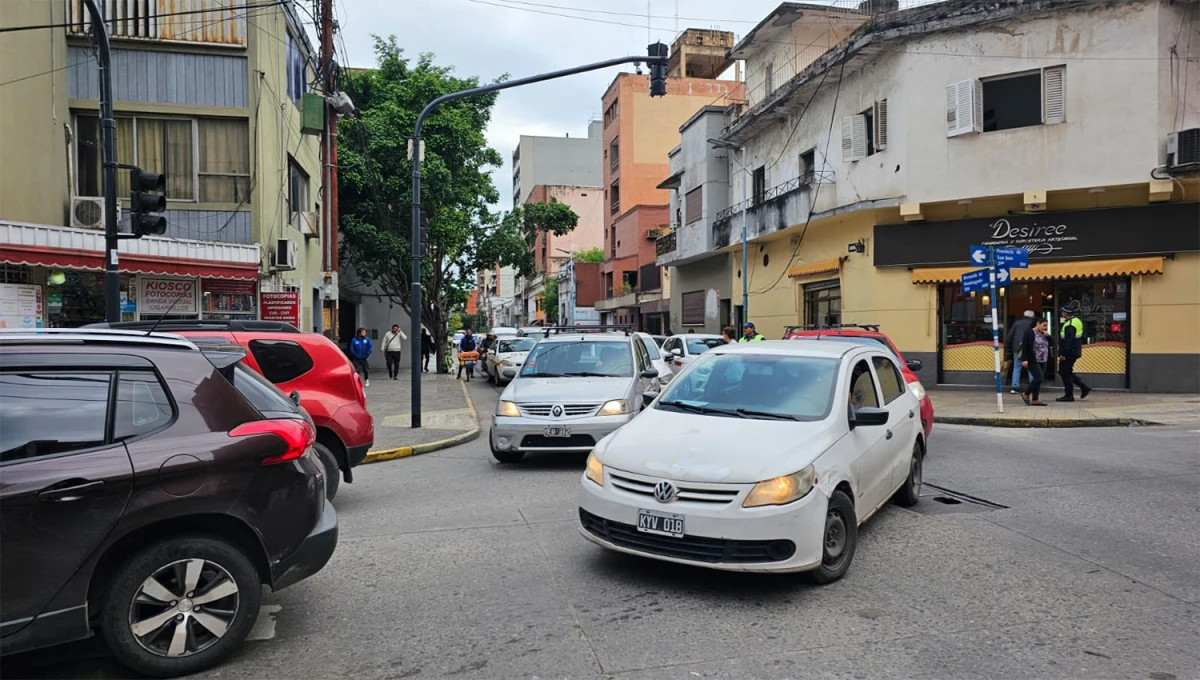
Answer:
[
  {"xmin": 661, "ymin": 334, "xmax": 725, "ymax": 371},
  {"xmin": 486, "ymin": 336, "xmax": 537, "ymax": 385},
  {"xmin": 578, "ymin": 340, "xmax": 924, "ymax": 583}
]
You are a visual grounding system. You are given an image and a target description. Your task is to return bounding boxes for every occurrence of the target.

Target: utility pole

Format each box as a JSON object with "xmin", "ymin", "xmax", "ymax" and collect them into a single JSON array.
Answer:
[
  {"xmin": 408, "ymin": 45, "xmax": 669, "ymax": 428},
  {"xmin": 81, "ymin": 0, "xmax": 119, "ymax": 322},
  {"xmin": 320, "ymin": 0, "xmax": 339, "ymax": 339}
]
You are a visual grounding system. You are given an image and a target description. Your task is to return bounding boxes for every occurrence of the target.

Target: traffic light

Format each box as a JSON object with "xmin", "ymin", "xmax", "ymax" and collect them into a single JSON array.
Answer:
[
  {"xmin": 130, "ymin": 168, "xmax": 166, "ymax": 237},
  {"xmin": 647, "ymin": 42, "xmax": 668, "ymax": 97}
]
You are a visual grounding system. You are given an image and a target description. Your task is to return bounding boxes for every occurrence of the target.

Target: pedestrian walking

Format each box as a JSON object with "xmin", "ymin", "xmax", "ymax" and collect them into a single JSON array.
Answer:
[
  {"xmin": 1056, "ymin": 307, "xmax": 1091, "ymax": 402},
  {"xmin": 349, "ymin": 327, "xmax": 373, "ymax": 387},
  {"xmin": 739, "ymin": 322, "xmax": 765, "ymax": 342},
  {"xmin": 456, "ymin": 328, "xmax": 478, "ymax": 380},
  {"xmin": 421, "ymin": 328, "xmax": 434, "ymax": 372},
  {"xmin": 1005, "ymin": 310, "xmax": 1036, "ymax": 394},
  {"xmin": 1019, "ymin": 317, "xmax": 1051, "ymax": 406},
  {"xmin": 721, "ymin": 326, "xmax": 737, "ymax": 344},
  {"xmin": 382, "ymin": 324, "xmax": 407, "ymax": 380}
]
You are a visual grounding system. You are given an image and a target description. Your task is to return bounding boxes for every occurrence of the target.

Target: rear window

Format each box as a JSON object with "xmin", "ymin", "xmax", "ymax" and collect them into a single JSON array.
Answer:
[
  {"xmin": 230, "ymin": 363, "xmax": 301, "ymax": 415},
  {"xmin": 686, "ymin": 337, "xmax": 724, "ymax": 354},
  {"xmin": 248, "ymin": 339, "xmax": 314, "ymax": 384},
  {"xmin": 639, "ymin": 336, "xmax": 662, "ymax": 360}
]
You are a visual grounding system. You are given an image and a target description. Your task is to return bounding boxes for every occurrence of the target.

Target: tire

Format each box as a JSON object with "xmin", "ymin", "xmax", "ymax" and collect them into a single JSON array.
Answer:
[
  {"xmin": 805, "ymin": 489, "xmax": 858, "ymax": 585},
  {"xmin": 490, "ymin": 438, "xmax": 525, "ymax": 463},
  {"xmin": 487, "ymin": 366, "xmax": 496, "ymax": 385},
  {"xmin": 313, "ymin": 442, "xmax": 341, "ymax": 500},
  {"xmin": 101, "ymin": 536, "xmax": 262, "ymax": 678},
  {"xmin": 892, "ymin": 442, "xmax": 923, "ymax": 508}
]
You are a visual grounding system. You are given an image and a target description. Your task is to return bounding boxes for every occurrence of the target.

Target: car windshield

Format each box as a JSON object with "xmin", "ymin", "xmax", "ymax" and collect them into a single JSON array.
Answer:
[
  {"xmin": 639, "ymin": 336, "xmax": 662, "ymax": 360},
  {"xmin": 497, "ymin": 338, "xmax": 536, "ymax": 353},
  {"xmin": 686, "ymin": 337, "xmax": 724, "ymax": 354},
  {"xmin": 656, "ymin": 353, "xmax": 838, "ymax": 421},
  {"xmin": 519, "ymin": 340, "xmax": 634, "ymax": 378}
]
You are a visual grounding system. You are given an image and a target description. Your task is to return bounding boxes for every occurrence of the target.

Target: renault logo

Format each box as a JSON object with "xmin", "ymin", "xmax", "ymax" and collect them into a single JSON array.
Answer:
[
  {"xmin": 653, "ymin": 480, "xmax": 677, "ymax": 503},
  {"xmin": 551, "ymin": 405, "xmax": 564, "ymax": 417}
]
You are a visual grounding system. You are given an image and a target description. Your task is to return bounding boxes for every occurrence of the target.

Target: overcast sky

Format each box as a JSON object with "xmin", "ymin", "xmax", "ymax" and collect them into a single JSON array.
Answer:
[{"xmin": 335, "ymin": 0, "xmax": 798, "ymax": 212}]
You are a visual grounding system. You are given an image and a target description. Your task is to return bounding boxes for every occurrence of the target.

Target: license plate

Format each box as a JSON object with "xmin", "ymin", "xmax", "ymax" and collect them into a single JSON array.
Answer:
[
  {"xmin": 637, "ymin": 509, "xmax": 685, "ymax": 538},
  {"xmin": 543, "ymin": 426, "xmax": 571, "ymax": 438}
]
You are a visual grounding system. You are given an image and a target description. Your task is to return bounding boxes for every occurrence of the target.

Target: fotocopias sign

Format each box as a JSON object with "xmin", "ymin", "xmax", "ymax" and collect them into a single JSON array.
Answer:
[{"xmin": 260, "ymin": 291, "xmax": 301, "ymax": 327}]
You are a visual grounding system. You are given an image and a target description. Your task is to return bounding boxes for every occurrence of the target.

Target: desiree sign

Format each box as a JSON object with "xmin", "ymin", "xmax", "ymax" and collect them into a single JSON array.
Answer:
[{"xmin": 873, "ymin": 203, "xmax": 1200, "ymax": 268}]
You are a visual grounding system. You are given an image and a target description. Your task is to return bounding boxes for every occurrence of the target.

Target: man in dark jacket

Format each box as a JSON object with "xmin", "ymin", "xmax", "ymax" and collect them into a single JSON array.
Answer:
[
  {"xmin": 456, "ymin": 329, "xmax": 479, "ymax": 380},
  {"xmin": 1056, "ymin": 308, "xmax": 1091, "ymax": 402},
  {"xmin": 1004, "ymin": 310, "xmax": 1036, "ymax": 394}
]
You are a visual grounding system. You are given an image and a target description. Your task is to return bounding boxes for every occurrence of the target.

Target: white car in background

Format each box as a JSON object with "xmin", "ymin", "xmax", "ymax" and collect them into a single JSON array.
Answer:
[
  {"xmin": 486, "ymin": 336, "xmax": 537, "ymax": 386},
  {"xmin": 578, "ymin": 340, "xmax": 924, "ymax": 583},
  {"xmin": 634, "ymin": 332, "xmax": 674, "ymax": 386},
  {"xmin": 661, "ymin": 334, "xmax": 725, "ymax": 371},
  {"xmin": 489, "ymin": 326, "xmax": 520, "ymax": 338}
]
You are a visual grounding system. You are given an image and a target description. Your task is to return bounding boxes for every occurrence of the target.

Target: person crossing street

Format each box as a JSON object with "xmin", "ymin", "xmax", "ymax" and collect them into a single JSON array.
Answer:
[
  {"xmin": 1056, "ymin": 307, "xmax": 1091, "ymax": 402},
  {"xmin": 382, "ymin": 324, "xmax": 407, "ymax": 380}
]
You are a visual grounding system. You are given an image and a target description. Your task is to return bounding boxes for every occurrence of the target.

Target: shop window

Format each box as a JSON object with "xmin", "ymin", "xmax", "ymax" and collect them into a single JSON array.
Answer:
[
  {"xmin": 248, "ymin": 339, "xmax": 315, "ymax": 384},
  {"xmin": 0, "ymin": 371, "xmax": 112, "ymax": 462},
  {"xmin": 289, "ymin": 160, "xmax": 309, "ymax": 214},
  {"xmin": 202, "ymin": 280, "xmax": 257, "ymax": 318},
  {"xmin": 804, "ymin": 280, "xmax": 841, "ymax": 327}
]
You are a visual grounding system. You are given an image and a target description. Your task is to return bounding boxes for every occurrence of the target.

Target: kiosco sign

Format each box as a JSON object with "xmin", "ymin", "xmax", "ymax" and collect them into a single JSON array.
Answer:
[{"xmin": 139, "ymin": 277, "xmax": 198, "ymax": 315}]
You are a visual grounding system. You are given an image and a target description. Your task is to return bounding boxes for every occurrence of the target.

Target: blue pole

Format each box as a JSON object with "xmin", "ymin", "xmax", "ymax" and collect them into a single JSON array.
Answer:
[{"xmin": 988, "ymin": 246, "xmax": 1004, "ymax": 413}]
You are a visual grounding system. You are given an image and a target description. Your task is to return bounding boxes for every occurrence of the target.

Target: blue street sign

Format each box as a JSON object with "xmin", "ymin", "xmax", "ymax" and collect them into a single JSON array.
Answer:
[
  {"xmin": 961, "ymin": 268, "xmax": 990, "ymax": 293},
  {"xmin": 995, "ymin": 266, "xmax": 1012, "ymax": 285},
  {"xmin": 996, "ymin": 247, "xmax": 1029, "ymax": 268},
  {"xmin": 969, "ymin": 245, "xmax": 989, "ymax": 266}
]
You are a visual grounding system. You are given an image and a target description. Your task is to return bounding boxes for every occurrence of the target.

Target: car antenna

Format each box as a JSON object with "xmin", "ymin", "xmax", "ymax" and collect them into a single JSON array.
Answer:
[{"xmin": 144, "ymin": 293, "xmax": 187, "ymax": 336}]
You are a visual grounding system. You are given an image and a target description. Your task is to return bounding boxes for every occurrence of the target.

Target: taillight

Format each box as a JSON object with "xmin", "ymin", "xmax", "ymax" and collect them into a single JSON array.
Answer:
[
  {"xmin": 230, "ymin": 419, "xmax": 315, "ymax": 465},
  {"xmin": 352, "ymin": 371, "xmax": 367, "ymax": 407}
]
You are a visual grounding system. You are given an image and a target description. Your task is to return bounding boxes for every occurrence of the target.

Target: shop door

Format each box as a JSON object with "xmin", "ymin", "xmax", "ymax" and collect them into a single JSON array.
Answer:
[{"xmin": 1054, "ymin": 278, "xmax": 1130, "ymax": 389}]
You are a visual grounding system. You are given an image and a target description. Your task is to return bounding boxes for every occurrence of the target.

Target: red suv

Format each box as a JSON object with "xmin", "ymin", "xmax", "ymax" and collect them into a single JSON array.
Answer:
[
  {"xmin": 89, "ymin": 320, "xmax": 373, "ymax": 498},
  {"xmin": 784, "ymin": 324, "xmax": 934, "ymax": 438}
]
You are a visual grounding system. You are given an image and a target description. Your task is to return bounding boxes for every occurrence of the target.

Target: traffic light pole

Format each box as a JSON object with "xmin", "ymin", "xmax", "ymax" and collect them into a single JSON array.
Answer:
[
  {"xmin": 81, "ymin": 0, "xmax": 121, "ymax": 322},
  {"xmin": 408, "ymin": 46, "xmax": 668, "ymax": 428}
]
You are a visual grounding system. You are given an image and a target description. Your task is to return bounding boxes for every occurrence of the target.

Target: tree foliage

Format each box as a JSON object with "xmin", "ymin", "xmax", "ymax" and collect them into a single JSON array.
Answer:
[
  {"xmin": 542, "ymin": 278, "xmax": 559, "ymax": 325},
  {"xmin": 573, "ymin": 247, "xmax": 605, "ymax": 263}
]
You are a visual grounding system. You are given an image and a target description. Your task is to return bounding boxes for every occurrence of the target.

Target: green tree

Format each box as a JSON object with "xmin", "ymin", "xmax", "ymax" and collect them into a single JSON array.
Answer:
[
  {"xmin": 542, "ymin": 278, "xmax": 559, "ymax": 325},
  {"xmin": 573, "ymin": 247, "xmax": 605, "ymax": 263}
]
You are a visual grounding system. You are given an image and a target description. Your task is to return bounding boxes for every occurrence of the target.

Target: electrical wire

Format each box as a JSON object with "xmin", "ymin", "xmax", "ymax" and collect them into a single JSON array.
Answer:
[
  {"xmin": 493, "ymin": 0, "xmax": 759, "ymax": 24},
  {"xmin": 0, "ymin": 0, "xmax": 288, "ymax": 34}
]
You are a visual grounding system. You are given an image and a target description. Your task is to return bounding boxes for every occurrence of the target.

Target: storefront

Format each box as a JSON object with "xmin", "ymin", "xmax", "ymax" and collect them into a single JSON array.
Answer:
[{"xmin": 874, "ymin": 202, "xmax": 1200, "ymax": 393}]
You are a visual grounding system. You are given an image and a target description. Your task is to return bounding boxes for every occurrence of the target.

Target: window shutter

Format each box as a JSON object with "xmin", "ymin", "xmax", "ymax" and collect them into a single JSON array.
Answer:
[
  {"xmin": 946, "ymin": 80, "xmax": 981, "ymax": 137},
  {"xmin": 1042, "ymin": 65, "xmax": 1065, "ymax": 125},
  {"xmin": 971, "ymin": 79, "xmax": 983, "ymax": 133},
  {"xmin": 842, "ymin": 115, "xmax": 867, "ymax": 162},
  {"xmin": 874, "ymin": 99, "xmax": 888, "ymax": 151},
  {"xmin": 685, "ymin": 187, "xmax": 703, "ymax": 224},
  {"xmin": 945, "ymin": 82, "xmax": 959, "ymax": 136}
]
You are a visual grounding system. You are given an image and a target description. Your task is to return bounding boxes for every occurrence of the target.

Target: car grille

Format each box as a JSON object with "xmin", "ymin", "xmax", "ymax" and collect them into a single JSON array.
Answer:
[
  {"xmin": 520, "ymin": 434, "xmax": 596, "ymax": 448},
  {"xmin": 579, "ymin": 509, "xmax": 795, "ymax": 563},
  {"xmin": 519, "ymin": 403, "xmax": 600, "ymax": 417},
  {"xmin": 609, "ymin": 472, "xmax": 741, "ymax": 505}
]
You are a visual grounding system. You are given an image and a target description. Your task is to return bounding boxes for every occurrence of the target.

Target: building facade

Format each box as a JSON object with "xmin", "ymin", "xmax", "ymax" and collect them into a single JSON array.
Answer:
[
  {"xmin": 673, "ymin": 0, "xmax": 1199, "ymax": 392},
  {"xmin": 511, "ymin": 122, "xmax": 603, "ymax": 206},
  {"xmin": 518, "ymin": 184, "xmax": 603, "ymax": 325},
  {"xmin": 0, "ymin": 0, "xmax": 329, "ymax": 330}
]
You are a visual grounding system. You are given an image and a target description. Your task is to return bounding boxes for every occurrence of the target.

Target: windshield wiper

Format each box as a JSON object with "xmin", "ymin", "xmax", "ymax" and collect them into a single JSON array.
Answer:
[
  {"xmin": 561, "ymin": 371, "xmax": 616, "ymax": 377},
  {"xmin": 734, "ymin": 408, "xmax": 801, "ymax": 421},
  {"xmin": 657, "ymin": 400, "xmax": 740, "ymax": 417},
  {"xmin": 523, "ymin": 372, "xmax": 565, "ymax": 377}
]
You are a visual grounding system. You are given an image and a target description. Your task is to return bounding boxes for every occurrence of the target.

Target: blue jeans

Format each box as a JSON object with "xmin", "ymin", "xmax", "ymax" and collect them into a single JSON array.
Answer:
[{"xmin": 1011, "ymin": 362, "xmax": 1024, "ymax": 388}]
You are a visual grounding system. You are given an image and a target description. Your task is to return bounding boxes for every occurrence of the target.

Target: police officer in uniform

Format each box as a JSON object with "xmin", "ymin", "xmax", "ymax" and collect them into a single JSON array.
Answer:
[
  {"xmin": 1056, "ymin": 307, "xmax": 1091, "ymax": 402},
  {"xmin": 739, "ymin": 322, "xmax": 765, "ymax": 343}
]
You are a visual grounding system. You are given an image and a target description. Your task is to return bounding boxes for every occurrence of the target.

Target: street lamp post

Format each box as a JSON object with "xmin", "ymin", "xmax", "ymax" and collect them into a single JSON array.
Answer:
[{"xmin": 709, "ymin": 139, "xmax": 749, "ymax": 322}]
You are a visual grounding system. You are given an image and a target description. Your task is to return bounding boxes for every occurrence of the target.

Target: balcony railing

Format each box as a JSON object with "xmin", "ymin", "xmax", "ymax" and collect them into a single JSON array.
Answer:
[
  {"xmin": 66, "ymin": 0, "xmax": 249, "ymax": 45},
  {"xmin": 714, "ymin": 171, "xmax": 835, "ymax": 224},
  {"xmin": 656, "ymin": 229, "xmax": 677, "ymax": 257}
]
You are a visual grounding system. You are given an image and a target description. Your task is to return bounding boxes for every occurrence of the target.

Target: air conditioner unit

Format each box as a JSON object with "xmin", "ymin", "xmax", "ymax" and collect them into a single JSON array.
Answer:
[
  {"xmin": 70, "ymin": 196, "xmax": 106, "ymax": 230},
  {"xmin": 292, "ymin": 211, "xmax": 319, "ymax": 238},
  {"xmin": 274, "ymin": 239, "xmax": 298, "ymax": 271},
  {"xmin": 1166, "ymin": 129, "xmax": 1200, "ymax": 169}
]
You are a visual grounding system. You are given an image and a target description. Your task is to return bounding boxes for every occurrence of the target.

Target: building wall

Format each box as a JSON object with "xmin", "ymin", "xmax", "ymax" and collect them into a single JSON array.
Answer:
[
  {"xmin": 512, "ymin": 129, "xmax": 603, "ymax": 205},
  {"xmin": 528, "ymin": 185, "xmax": 603, "ymax": 273},
  {"xmin": 671, "ymin": 255, "xmax": 732, "ymax": 334}
]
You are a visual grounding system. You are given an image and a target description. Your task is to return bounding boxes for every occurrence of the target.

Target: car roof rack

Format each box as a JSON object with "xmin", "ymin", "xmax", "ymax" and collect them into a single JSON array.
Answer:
[
  {"xmin": 84, "ymin": 319, "xmax": 302, "ymax": 333},
  {"xmin": 0, "ymin": 327, "xmax": 198, "ymax": 350},
  {"xmin": 783, "ymin": 323, "xmax": 880, "ymax": 338},
  {"xmin": 544, "ymin": 325, "xmax": 633, "ymax": 336}
]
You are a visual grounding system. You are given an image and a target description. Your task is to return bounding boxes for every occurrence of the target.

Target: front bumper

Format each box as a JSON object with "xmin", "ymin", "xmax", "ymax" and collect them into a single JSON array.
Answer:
[
  {"xmin": 577, "ymin": 469, "xmax": 827, "ymax": 573},
  {"xmin": 491, "ymin": 412, "xmax": 634, "ymax": 453},
  {"xmin": 270, "ymin": 499, "xmax": 338, "ymax": 591}
]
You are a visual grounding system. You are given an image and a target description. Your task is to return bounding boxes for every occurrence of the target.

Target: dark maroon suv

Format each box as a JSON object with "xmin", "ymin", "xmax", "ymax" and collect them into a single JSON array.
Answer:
[{"xmin": 0, "ymin": 329, "xmax": 337, "ymax": 678}]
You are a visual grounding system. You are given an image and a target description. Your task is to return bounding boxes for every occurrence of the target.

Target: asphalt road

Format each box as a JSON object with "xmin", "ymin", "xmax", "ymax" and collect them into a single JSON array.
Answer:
[{"xmin": 5, "ymin": 378, "xmax": 1199, "ymax": 680}]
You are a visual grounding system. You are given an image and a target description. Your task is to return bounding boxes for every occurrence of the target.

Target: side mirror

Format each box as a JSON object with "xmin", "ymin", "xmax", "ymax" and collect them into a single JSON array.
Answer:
[
  {"xmin": 641, "ymin": 368, "xmax": 659, "ymax": 379},
  {"xmin": 289, "ymin": 390, "xmax": 302, "ymax": 406},
  {"xmin": 670, "ymin": 348, "xmax": 683, "ymax": 357},
  {"xmin": 850, "ymin": 407, "xmax": 889, "ymax": 428},
  {"xmin": 642, "ymin": 390, "xmax": 658, "ymax": 407},
  {"xmin": 906, "ymin": 359, "xmax": 923, "ymax": 372}
]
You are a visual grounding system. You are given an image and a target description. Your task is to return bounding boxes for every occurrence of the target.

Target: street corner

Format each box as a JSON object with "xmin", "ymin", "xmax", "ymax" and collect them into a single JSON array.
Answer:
[
  {"xmin": 363, "ymin": 376, "xmax": 481, "ymax": 463},
  {"xmin": 362, "ymin": 426, "xmax": 481, "ymax": 464}
]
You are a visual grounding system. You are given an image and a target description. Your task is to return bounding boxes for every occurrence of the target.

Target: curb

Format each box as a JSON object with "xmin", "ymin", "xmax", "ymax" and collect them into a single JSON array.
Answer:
[
  {"xmin": 935, "ymin": 416, "xmax": 1159, "ymax": 428},
  {"xmin": 362, "ymin": 380, "xmax": 481, "ymax": 464}
]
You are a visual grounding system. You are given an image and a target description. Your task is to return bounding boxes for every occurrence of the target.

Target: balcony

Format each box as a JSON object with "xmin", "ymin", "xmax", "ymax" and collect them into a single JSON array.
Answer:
[
  {"xmin": 712, "ymin": 171, "xmax": 834, "ymax": 250},
  {"xmin": 656, "ymin": 229, "xmax": 677, "ymax": 258},
  {"xmin": 66, "ymin": 0, "xmax": 249, "ymax": 46}
]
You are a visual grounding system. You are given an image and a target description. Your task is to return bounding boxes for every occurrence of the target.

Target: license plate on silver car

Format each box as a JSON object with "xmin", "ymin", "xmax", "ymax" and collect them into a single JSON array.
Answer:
[
  {"xmin": 544, "ymin": 426, "xmax": 571, "ymax": 438},
  {"xmin": 637, "ymin": 509, "xmax": 685, "ymax": 538}
]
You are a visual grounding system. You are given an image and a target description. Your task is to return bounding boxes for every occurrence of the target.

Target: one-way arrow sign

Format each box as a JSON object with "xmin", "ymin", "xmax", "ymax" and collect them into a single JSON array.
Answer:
[
  {"xmin": 996, "ymin": 267, "xmax": 1011, "ymax": 284},
  {"xmin": 969, "ymin": 245, "xmax": 988, "ymax": 265}
]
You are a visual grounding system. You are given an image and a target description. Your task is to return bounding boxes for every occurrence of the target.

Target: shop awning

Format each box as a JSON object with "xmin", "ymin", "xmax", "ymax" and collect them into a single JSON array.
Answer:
[
  {"xmin": 788, "ymin": 257, "xmax": 845, "ymax": 278},
  {"xmin": 910, "ymin": 256, "xmax": 1166, "ymax": 284},
  {"xmin": 1, "ymin": 221, "xmax": 260, "ymax": 280}
]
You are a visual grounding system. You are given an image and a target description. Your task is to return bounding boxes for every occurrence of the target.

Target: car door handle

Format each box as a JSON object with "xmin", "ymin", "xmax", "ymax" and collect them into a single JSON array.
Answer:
[
  {"xmin": 909, "ymin": 409, "xmax": 915, "ymax": 419},
  {"xmin": 885, "ymin": 430, "xmax": 894, "ymax": 440},
  {"xmin": 38, "ymin": 480, "xmax": 105, "ymax": 502}
]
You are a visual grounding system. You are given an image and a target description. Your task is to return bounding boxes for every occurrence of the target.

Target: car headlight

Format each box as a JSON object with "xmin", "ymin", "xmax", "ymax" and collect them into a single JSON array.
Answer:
[
  {"xmin": 908, "ymin": 380, "xmax": 927, "ymax": 401},
  {"xmin": 598, "ymin": 399, "xmax": 629, "ymax": 416},
  {"xmin": 497, "ymin": 400, "xmax": 520, "ymax": 417},
  {"xmin": 585, "ymin": 453, "xmax": 605, "ymax": 486},
  {"xmin": 743, "ymin": 465, "xmax": 816, "ymax": 508},
  {"xmin": 499, "ymin": 359, "xmax": 514, "ymax": 367}
]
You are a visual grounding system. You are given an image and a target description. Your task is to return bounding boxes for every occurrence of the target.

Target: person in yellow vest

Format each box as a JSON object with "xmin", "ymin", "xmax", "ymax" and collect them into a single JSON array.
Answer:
[
  {"xmin": 739, "ymin": 322, "xmax": 765, "ymax": 342},
  {"xmin": 1056, "ymin": 307, "xmax": 1091, "ymax": 402}
]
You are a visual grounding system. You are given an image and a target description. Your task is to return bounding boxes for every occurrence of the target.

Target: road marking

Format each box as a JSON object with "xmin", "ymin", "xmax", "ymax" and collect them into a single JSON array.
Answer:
[{"xmin": 246, "ymin": 605, "xmax": 281, "ymax": 641}]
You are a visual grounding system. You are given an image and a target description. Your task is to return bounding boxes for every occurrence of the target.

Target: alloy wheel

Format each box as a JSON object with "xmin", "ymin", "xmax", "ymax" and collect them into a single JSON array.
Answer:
[{"xmin": 129, "ymin": 558, "xmax": 240, "ymax": 658}]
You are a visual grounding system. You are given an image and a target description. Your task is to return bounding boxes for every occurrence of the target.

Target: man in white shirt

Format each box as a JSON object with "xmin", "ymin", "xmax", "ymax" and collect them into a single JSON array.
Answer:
[{"xmin": 382, "ymin": 324, "xmax": 408, "ymax": 380}]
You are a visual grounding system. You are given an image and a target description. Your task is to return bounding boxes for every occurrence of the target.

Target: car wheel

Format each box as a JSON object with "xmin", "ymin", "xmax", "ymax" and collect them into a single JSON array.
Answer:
[
  {"xmin": 101, "ymin": 536, "xmax": 262, "ymax": 678},
  {"xmin": 488, "ymin": 367, "xmax": 496, "ymax": 385},
  {"xmin": 806, "ymin": 489, "xmax": 858, "ymax": 585},
  {"xmin": 893, "ymin": 442, "xmax": 922, "ymax": 507},
  {"xmin": 313, "ymin": 442, "xmax": 341, "ymax": 500}
]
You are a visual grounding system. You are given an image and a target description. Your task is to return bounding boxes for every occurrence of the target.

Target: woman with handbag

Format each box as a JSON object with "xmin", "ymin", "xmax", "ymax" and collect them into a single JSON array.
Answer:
[{"xmin": 1020, "ymin": 318, "xmax": 1051, "ymax": 406}]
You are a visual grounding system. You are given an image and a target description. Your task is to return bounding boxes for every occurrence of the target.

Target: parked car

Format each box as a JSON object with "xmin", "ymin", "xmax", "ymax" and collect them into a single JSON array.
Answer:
[
  {"xmin": 490, "ymin": 327, "xmax": 661, "ymax": 463},
  {"xmin": 85, "ymin": 319, "xmax": 373, "ymax": 499},
  {"xmin": 634, "ymin": 331, "xmax": 674, "ymax": 385},
  {"xmin": 485, "ymin": 336, "xmax": 537, "ymax": 386},
  {"xmin": 579, "ymin": 340, "xmax": 923, "ymax": 582},
  {"xmin": 0, "ymin": 329, "xmax": 337, "ymax": 677},
  {"xmin": 661, "ymin": 334, "xmax": 725, "ymax": 371},
  {"xmin": 517, "ymin": 327, "xmax": 548, "ymax": 341},
  {"xmin": 783, "ymin": 324, "xmax": 933, "ymax": 438},
  {"xmin": 489, "ymin": 326, "xmax": 520, "ymax": 338},
  {"xmin": 650, "ymin": 335, "xmax": 669, "ymax": 348}
]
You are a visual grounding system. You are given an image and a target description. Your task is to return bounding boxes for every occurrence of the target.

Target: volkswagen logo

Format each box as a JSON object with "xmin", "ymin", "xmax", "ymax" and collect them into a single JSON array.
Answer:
[
  {"xmin": 653, "ymin": 480, "xmax": 678, "ymax": 503},
  {"xmin": 551, "ymin": 405, "xmax": 564, "ymax": 418}
]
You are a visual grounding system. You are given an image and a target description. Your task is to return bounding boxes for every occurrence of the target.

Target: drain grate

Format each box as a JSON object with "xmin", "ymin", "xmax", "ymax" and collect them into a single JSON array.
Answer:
[{"xmin": 907, "ymin": 484, "xmax": 1009, "ymax": 515}]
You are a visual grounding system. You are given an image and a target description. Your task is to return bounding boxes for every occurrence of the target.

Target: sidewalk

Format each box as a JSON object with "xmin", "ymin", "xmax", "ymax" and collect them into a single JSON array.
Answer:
[
  {"xmin": 361, "ymin": 363, "xmax": 480, "ymax": 462},
  {"xmin": 929, "ymin": 388, "xmax": 1200, "ymax": 427}
]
